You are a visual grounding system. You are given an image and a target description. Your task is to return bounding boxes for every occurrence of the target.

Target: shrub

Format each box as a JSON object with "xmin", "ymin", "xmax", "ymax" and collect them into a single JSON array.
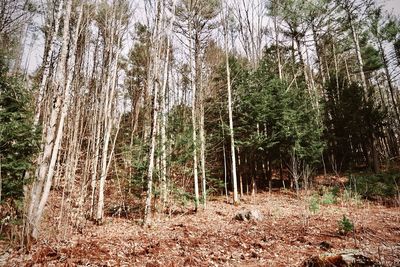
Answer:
[
  {"xmin": 321, "ymin": 191, "xmax": 336, "ymax": 205},
  {"xmin": 308, "ymin": 194, "xmax": 320, "ymax": 214},
  {"xmin": 342, "ymin": 188, "xmax": 363, "ymax": 206},
  {"xmin": 331, "ymin": 185, "xmax": 340, "ymax": 198},
  {"xmin": 351, "ymin": 171, "xmax": 400, "ymax": 200},
  {"xmin": 338, "ymin": 215, "xmax": 354, "ymax": 235}
]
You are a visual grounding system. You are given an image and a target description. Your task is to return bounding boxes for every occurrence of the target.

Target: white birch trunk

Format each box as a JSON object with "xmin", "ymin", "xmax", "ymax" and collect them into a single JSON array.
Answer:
[
  {"xmin": 27, "ymin": 0, "xmax": 73, "ymax": 239},
  {"xmin": 160, "ymin": 0, "xmax": 176, "ymax": 208},
  {"xmin": 224, "ymin": 9, "xmax": 239, "ymax": 205},
  {"xmin": 349, "ymin": 16, "xmax": 368, "ymax": 96},
  {"xmin": 34, "ymin": 0, "xmax": 64, "ymax": 125},
  {"xmin": 96, "ymin": 17, "xmax": 122, "ymax": 222},
  {"xmin": 144, "ymin": 0, "xmax": 163, "ymax": 224},
  {"xmin": 89, "ymin": 36, "xmax": 101, "ymax": 217},
  {"xmin": 189, "ymin": 15, "xmax": 200, "ymax": 211},
  {"xmin": 199, "ymin": 87, "xmax": 206, "ymax": 208},
  {"xmin": 274, "ymin": 15, "xmax": 282, "ymax": 80}
]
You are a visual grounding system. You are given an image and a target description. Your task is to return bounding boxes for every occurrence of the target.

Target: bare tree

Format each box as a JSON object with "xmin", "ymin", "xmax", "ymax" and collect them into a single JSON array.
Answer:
[
  {"xmin": 25, "ymin": 0, "xmax": 73, "ymax": 243},
  {"xmin": 144, "ymin": 0, "xmax": 165, "ymax": 224},
  {"xmin": 223, "ymin": 3, "xmax": 239, "ymax": 205},
  {"xmin": 95, "ymin": 0, "xmax": 130, "ymax": 223}
]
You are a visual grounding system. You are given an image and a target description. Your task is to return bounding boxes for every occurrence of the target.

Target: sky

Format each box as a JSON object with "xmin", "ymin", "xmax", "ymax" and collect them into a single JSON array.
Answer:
[
  {"xmin": 382, "ymin": 0, "xmax": 400, "ymax": 14},
  {"xmin": 22, "ymin": 0, "xmax": 400, "ymax": 74}
]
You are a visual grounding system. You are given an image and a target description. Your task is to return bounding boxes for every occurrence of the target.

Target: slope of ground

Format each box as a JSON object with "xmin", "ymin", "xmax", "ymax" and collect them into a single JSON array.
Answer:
[{"xmin": 2, "ymin": 192, "xmax": 400, "ymax": 266}]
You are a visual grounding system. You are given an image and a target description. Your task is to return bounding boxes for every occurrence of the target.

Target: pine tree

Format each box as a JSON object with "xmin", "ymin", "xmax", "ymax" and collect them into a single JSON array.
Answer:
[{"xmin": 0, "ymin": 54, "xmax": 39, "ymax": 201}]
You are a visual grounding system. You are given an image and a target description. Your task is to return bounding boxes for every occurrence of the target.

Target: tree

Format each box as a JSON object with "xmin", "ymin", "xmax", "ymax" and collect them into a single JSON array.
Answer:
[
  {"xmin": 0, "ymin": 55, "xmax": 39, "ymax": 201},
  {"xmin": 0, "ymin": 0, "xmax": 36, "ymax": 71},
  {"xmin": 322, "ymin": 75, "xmax": 386, "ymax": 171},
  {"xmin": 143, "ymin": 0, "xmax": 166, "ymax": 224},
  {"xmin": 234, "ymin": 56, "xmax": 323, "ymax": 194},
  {"xmin": 336, "ymin": 0, "xmax": 375, "ymax": 95},
  {"xmin": 223, "ymin": 4, "xmax": 239, "ymax": 204},
  {"xmin": 231, "ymin": 0, "xmax": 266, "ymax": 67},
  {"xmin": 369, "ymin": 7, "xmax": 400, "ymax": 124},
  {"xmin": 26, "ymin": 0, "xmax": 74, "ymax": 243},
  {"xmin": 176, "ymin": 0, "xmax": 221, "ymax": 210},
  {"xmin": 93, "ymin": 0, "xmax": 129, "ymax": 223}
]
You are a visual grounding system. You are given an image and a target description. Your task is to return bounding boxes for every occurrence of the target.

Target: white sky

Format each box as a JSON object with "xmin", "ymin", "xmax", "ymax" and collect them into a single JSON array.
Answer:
[
  {"xmin": 381, "ymin": 0, "xmax": 400, "ymax": 14},
  {"xmin": 22, "ymin": 0, "xmax": 400, "ymax": 74}
]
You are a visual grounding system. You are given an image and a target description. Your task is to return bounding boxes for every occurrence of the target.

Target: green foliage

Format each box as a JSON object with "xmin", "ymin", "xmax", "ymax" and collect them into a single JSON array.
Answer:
[
  {"xmin": 170, "ymin": 185, "xmax": 192, "ymax": 207},
  {"xmin": 338, "ymin": 215, "xmax": 354, "ymax": 235},
  {"xmin": 205, "ymin": 175, "xmax": 225, "ymax": 195},
  {"xmin": 361, "ymin": 45, "xmax": 383, "ymax": 72},
  {"xmin": 308, "ymin": 194, "xmax": 320, "ymax": 214},
  {"xmin": 125, "ymin": 22, "xmax": 150, "ymax": 90},
  {"xmin": 234, "ymin": 56, "xmax": 323, "ymax": 173},
  {"xmin": 118, "ymin": 135, "xmax": 148, "ymax": 196},
  {"xmin": 331, "ymin": 185, "xmax": 340, "ymax": 198},
  {"xmin": 342, "ymin": 188, "xmax": 363, "ymax": 206},
  {"xmin": 351, "ymin": 171, "xmax": 400, "ymax": 199},
  {"xmin": 204, "ymin": 55, "xmax": 248, "ymax": 192},
  {"xmin": 205, "ymin": 51, "xmax": 324, "ymax": 192},
  {"xmin": 176, "ymin": 0, "xmax": 221, "ymax": 21},
  {"xmin": 0, "ymin": 54, "xmax": 40, "ymax": 200},
  {"xmin": 322, "ymin": 76, "xmax": 386, "ymax": 171},
  {"xmin": 369, "ymin": 7, "xmax": 399, "ymax": 42},
  {"xmin": 168, "ymin": 105, "xmax": 193, "ymax": 166},
  {"xmin": 321, "ymin": 190, "xmax": 336, "ymax": 205},
  {"xmin": 381, "ymin": 18, "xmax": 400, "ymax": 41}
]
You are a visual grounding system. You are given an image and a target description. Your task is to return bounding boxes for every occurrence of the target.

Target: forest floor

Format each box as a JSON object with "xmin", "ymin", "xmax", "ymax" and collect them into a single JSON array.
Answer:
[{"xmin": 1, "ymin": 189, "xmax": 400, "ymax": 266}]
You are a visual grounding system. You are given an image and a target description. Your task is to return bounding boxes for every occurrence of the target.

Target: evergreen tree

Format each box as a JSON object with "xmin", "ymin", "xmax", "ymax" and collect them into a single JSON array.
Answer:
[
  {"xmin": 0, "ymin": 55, "xmax": 39, "ymax": 201},
  {"xmin": 322, "ymin": 75, "xmax": 385, "ymax": 171},
  {"xmin": 208, "ymin": 54, "xmax": 324, "ymax": 191},
  {"xmin": 235, "ymin": 58, "xmax": 323, "ymax": 188}
]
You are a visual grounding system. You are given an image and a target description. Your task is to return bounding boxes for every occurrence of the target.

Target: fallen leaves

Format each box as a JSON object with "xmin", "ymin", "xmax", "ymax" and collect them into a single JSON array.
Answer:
[{"xmin": 3, "ymin": 192, "xmax": 400, "ymax": 266}]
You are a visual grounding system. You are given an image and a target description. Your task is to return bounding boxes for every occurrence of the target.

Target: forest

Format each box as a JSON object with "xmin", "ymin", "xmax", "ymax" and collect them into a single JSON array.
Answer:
[{"xmin": 0, "ymin": 0, "xmax": 399, "ymax": 265}]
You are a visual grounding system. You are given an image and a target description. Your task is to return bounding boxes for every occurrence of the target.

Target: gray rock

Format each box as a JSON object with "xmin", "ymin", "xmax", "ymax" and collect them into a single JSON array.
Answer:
[
  {"xmin": 302, "ymin": 251, "xmax": 381, "ymax": 267},
  {"xmin": 234, "ymin": 209, "xmax": 263, "ymax": 221}
]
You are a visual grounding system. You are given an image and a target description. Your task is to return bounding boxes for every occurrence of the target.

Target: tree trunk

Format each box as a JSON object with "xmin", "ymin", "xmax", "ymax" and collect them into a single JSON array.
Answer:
[
  {"xmin": 26, "ymin": 0, "xmax": 72, "ymax": 241},
  {"xmin": 349, "ymin": 15, "xmax": 368, "ymax": 96},
  {"xmin": 34, "ymin": 0, "xmax": 64, "ymax": 125},
  {"xmin": 187, "ymin": 6, "xmax": 200, "ymax": 211},
  {"xmin": 311, "ymin": 23, "xmax": 325, "ymax": 86},
  {"xmin": 224, "ymin": 11, "xmax": 239, "ymax": 205},
  {"xmin": 349, "ymin": 15, "xmax": 380, "ymax": 172},
  {"xmin": 220, "ymin": 111, "xmax": 228, "ymax": 202},
  {"xmin": 377, "ymin": 38, "xmax": 400, "ymax": 125},
  {"xmin": 96, "ymin": 42, "xmax": 121, "ymax": 223},
  {"xmin": 160, "ymin": 1, "xmax": 176, "ymax": 206},
  {"xmin": 199, "ymin": 81, "xmax": 207, "ymax": 208},
  {"xmin": 144, "ymin": 0, "xmax": 163, "ymax": 224},
  {"xmin": 273, "ymin": 14, "xmax": 282, "ymax": 80},
  {"xmin": 197, "ymin": 45, "xmax": 207, "ymax": 209}
]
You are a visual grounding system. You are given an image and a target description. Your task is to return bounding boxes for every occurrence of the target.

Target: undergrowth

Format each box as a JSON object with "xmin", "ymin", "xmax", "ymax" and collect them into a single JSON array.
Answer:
[
  {"xmin": 347, "ymin": 170, "xmax": 400, "ymax": 205},
  {"xmin": 338, "ymin": 215, "xmax": 354, "ymax": 235}
]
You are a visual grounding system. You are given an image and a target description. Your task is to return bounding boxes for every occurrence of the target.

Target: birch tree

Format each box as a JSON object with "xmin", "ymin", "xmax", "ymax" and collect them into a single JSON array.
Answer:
[
  {"xmin": 94, "ymin": 0, "xmax": 130, "ymax": 223},
  {"xmin": 223, "ymin": 5, "xmax": 239, "ymax": 205},
  {"xmin": 25, "ymin": 0, "xmax": 73, "ymax": 243},
  {"xmin": 160, "ymin": 0, "xmax": 177, "ymax": 207},
  {"xmin": 34, "ymin": 0, "xmax": 64, "ymax": 125},
  {"xmin": 176, "ymin": 0, "xmax": 221, "ymax": 210},
  {"xmin": 143, "ymin": 0, "xmax": 165, "ymax": 224}
]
